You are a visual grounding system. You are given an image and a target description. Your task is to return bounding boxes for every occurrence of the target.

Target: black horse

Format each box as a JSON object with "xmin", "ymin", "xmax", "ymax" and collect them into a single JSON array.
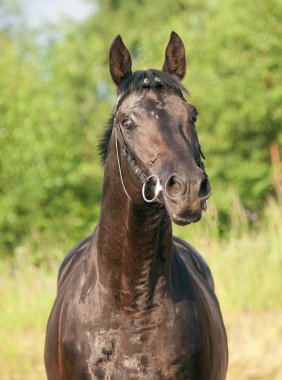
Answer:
[{"xmin": 45, "ymin": 32, "xmax": 228, "ymax": 380}]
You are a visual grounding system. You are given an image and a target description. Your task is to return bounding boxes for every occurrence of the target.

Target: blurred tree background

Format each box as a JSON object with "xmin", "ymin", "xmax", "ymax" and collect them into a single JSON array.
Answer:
[{"xmin": 0, "ymin": 0, "xmax": 281, "ymax": 261}]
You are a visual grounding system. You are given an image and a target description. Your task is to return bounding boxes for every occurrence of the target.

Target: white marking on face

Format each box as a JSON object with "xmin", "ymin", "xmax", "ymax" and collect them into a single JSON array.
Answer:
[
  {"xmin": 123, "ymin": 356, "xmax": 140, "ymax": 369},
  {"xmin": 150, "ymin": 111, "xmax": 159, "ymax": 119}
]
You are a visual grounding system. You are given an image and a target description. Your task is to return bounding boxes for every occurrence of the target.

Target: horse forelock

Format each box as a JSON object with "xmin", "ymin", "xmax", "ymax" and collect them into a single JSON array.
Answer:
[
  {"xmin": 98, "ymin": 69, "xmax": 190, "ymax": 165},
  {"xmin": 118, "ymin": 69, "xmax": 189, "ymax": 98}
]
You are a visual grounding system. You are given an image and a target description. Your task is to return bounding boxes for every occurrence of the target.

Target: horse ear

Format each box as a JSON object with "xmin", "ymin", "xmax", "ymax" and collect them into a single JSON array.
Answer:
[
  {"xmin": 109, "ymin": 35, "xmax": 132, "ymax": 86},
  {"xmin": 162, "ymin": 31, "xmax": 186, "ymax": 81}
]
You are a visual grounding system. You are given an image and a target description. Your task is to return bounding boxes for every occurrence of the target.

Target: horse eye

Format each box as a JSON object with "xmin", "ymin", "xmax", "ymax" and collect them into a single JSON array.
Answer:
[{"xmin": 122, "ymin": 117, "xmax": 135, "ymax": 130}]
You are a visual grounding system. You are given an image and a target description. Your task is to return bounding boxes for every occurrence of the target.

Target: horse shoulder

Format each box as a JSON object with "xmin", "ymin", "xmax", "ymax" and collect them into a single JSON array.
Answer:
[
  {"xmin": 45, "ymin": 230, "xmax": 100, "ymax": 379},
  {"xmin": 172, "ymin": 235, "xmax": 215, "ymax": 291},
  {"xmin": 57, "ymin": 228, "xmax": 98, "ymax": 291}
]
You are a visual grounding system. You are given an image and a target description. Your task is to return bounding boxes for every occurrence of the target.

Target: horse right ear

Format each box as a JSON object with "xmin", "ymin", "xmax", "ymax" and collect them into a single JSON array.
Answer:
[
  {"xmin": 162, "ymin": 31, "xmax": 186, "ymax": 81},
  {"xmin": 109, "ymin": 35, "xmax": 132, "ymax": 86}
]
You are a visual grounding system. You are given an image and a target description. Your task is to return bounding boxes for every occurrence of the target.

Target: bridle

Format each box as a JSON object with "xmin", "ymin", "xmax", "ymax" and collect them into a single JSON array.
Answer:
[
  {"xmin": 114, "ymin": 122, "xmax": 162, "ymax": 203},
  {"xmin": 113, "ymin": 83, "xmax": 163, "ymax": 203},
  {"xmin": 113, "ymin": 83, "xmax": 208, "ymax": 210}
]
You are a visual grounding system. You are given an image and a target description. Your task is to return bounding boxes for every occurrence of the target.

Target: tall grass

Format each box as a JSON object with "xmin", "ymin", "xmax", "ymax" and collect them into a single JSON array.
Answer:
[
  {"xmin": 0, "ymin": 196, "xmax": 281, "ymax": 379},
  {"xmin": 0, "ymin": 264, "xmax": 56, "ymax": 379}
]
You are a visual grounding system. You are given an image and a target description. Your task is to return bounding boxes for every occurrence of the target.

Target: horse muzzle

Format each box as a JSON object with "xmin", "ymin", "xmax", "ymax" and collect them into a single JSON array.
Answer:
[{"xmin": 162, "ymin": 170, "xmax": 211, "ymax": 225}]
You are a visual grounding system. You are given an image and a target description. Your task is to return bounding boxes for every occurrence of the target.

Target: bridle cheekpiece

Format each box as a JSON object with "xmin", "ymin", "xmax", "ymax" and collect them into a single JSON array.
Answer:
[{"xmin": 114, "ymin": 81, "xmax": 163, "ymax": 203}]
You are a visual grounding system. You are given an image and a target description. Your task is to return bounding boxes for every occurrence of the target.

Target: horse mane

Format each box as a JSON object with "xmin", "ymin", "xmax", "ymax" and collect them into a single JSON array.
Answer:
[{"xmin": 98, "ymin": 69, "xmax": 189, "ymax": 164}]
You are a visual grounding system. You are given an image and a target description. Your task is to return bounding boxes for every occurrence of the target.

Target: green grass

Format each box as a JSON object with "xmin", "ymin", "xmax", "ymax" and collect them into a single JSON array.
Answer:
[
  {"xmin": 0, "ymin": 196, "xmax": 281, "ymax": 379},
  {"xmin": 0, "ymin": 265, "xmax": 56, "ymax": 379}
]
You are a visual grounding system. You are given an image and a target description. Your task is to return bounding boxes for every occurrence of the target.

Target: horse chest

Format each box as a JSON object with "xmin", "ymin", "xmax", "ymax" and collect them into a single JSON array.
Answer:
[{"xmin": 60, "ymin": 295, "xmax": 201, "ymax": 380}]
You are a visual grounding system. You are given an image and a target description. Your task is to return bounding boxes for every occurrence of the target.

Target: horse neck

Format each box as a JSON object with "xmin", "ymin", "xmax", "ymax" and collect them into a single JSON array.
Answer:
[{"xmin": 96, "ymin": 134, "xmax": 172, "ymax": 310}]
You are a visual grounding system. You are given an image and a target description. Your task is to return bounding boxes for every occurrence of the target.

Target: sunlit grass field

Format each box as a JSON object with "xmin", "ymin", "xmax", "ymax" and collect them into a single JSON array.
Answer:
[
  {"xmin": 0, "ymin": 266, "xmax": 54, "ymax": 379},
  {"xmin": 0, "ymin": 197, "xmax": 281, "ymax": 380}
]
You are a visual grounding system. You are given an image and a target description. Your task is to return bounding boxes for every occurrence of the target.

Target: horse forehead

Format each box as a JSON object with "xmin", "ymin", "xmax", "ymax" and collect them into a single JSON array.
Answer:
[{"xmin": 121, "ymin": 90, "xmax": 188, "ymax": 117}]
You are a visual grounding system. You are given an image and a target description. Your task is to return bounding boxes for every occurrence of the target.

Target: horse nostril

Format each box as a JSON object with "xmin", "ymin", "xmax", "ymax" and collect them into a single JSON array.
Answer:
[
  {"xmin": 168, "ymin": 176, "xmax": 181, "ymax": 191},
  {"xmin": 165, "ymin": 175, "xmax": 186, "ymax": 198},
  {"xmin": 199, "ymin": 176, "xmax": 210, "ymax": 199}
]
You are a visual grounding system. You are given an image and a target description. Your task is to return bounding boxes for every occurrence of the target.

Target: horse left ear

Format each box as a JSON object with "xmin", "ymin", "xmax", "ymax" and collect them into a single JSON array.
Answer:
[
  {"xmin": 109, "ymin": 35, "xmax": 132, "ymax": 86},
  {"xmin": 162, "ymin": 31, "xmax": 186, "ymax": 81}
]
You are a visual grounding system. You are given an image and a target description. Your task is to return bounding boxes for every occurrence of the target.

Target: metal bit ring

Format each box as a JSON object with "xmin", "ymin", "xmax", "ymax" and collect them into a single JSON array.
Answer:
[{"xmin": 142, "ymin": 175, "xmax": 162, "ymax": 203}]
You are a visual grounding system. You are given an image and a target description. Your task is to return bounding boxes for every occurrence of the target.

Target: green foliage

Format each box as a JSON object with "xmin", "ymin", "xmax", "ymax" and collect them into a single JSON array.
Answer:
[
  {"xmin": 0, "ymin": 31, "xmax": 104, "ymax": 256},
  {"xmin": 0, "ymin": 0, "xmax": 281, "ymax": 257}
]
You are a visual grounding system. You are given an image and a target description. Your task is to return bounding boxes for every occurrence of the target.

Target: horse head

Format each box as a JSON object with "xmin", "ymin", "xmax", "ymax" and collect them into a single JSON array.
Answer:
[{"xmin": 106, "ymin": 32, "xmax": 211, "ymax": 226}]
